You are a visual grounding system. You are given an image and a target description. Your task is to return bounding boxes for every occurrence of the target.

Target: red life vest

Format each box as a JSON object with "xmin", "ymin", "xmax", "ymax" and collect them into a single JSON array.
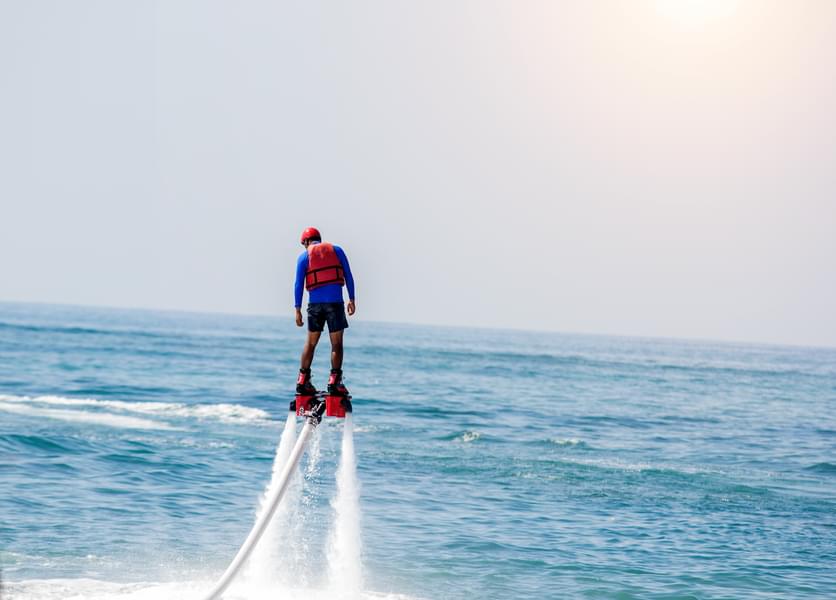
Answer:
[{"xmin": 305, "ymin": 242, "xmax": 345, "ymax": 291}]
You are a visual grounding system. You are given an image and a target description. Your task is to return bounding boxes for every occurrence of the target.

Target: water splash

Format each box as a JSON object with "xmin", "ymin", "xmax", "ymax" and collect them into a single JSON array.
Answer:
[
  {"xmin": 327, "ymin": 414, "xmax": 364, "ymax": 597},
  {"xmin": 208, "ymin": 415, "xmax": 336, "ymax": 599},
  {"xmin": 282, "ymin": 426, "xmax": 322, "ymax": 589},
  {"xmin": 459, "ymin": 431, "xmax": 481, "ymax": 443},
  {"xmin": 243, "ymin": 412, "xmax": 299, "ymax": 587}
]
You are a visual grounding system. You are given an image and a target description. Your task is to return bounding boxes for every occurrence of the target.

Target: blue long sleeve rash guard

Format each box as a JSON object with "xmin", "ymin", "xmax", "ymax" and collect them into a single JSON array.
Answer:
[{"xmin": 294, "ymin": 243, "xmax": 355, "ymax": 308}]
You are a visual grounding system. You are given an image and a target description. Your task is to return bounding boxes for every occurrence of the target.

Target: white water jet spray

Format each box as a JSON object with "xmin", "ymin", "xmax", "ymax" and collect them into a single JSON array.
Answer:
[
  {"xmin": 201, "ymin": 417, "xmax": 317, "ymax": 600},
  {"xmin": 327, "ymin": 414, "xmax": 364, "ymax": 597},
  {"xmin": 282, "ymin": 426, "xmax": 322, "ymax": 588},
  {"xmin": 243, "ymin": 412, "xmax": 299, "ymax": 587}
]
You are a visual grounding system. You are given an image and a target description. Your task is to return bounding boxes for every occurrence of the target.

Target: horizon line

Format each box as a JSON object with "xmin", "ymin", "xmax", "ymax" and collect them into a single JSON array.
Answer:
[{"xmin": 1, "ymin": 298, "xmax": 834, "ymax": 353}]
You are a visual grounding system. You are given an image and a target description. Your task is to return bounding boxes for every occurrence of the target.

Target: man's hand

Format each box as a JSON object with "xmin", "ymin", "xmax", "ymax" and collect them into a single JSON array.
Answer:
[
  {"xmin": 295, "ymin": 308, "xmax": 304, "ymax": 327},
  {"xmin": 347, "ymin": 300, "xmax": 356, "ymax": 316}
]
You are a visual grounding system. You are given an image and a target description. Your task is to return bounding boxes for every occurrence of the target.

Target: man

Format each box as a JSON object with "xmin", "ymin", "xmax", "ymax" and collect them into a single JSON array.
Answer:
[{"xmin": 294, "ymin": 227, "xmax": 356, "ymax": 397}]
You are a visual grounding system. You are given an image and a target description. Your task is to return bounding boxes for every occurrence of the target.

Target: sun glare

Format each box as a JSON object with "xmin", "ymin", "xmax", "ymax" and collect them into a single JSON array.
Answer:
[{"xmin": 656, "ymin": 0, "xmax": 741, "ymax": 27}]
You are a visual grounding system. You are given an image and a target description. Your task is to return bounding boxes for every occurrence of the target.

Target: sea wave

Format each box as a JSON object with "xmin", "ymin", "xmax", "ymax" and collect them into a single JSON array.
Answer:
[
  {"xmin": 355, "ymin": 342, "xmax": 835, "ymax": 378},
  {"xmin": 0, "ymin": 319, "xmax": 279, "ymax": 346},
  {"xmin": 548, "ymin": 438, "xmax": 587, "ymax": 448},
  {"xmin": 805, "ymin": 462, "xmax": 836, "ymax": 476},
  {"xmin": 0, "ymin": 401, "xmax": 176, "ymax": 431},
  {"xmin": 0, "ymin": 394, "xmax": 272, "ymax": 428},
  {"xmin": 457, "ymin": 431, "xmax": 481, "ymax": 443}
]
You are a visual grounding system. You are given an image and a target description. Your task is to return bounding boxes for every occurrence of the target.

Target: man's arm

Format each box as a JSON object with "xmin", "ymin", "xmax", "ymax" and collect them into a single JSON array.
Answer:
[
  {"xmin": 294, "ymin": 252, "xmax": 307, "ymax": 326},
  {"xmin": 335, "ymin": 246, "xmax": 356, "ymax": 315}
]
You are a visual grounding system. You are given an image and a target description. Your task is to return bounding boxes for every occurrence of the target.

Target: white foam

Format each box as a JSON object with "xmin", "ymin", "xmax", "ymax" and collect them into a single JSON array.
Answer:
[
  {"xmin": 3, "ymin": 579, "xmax": 205, "ymax": 600},
  {"xmin": 0, "ymin": 394, "xmax": 271, "ymax": 426},
  {"xmin": 549, "ymin": 438, "xmax": 583, "ymax": 446},
  {"xmin": 551, "ymin": 456, "xmax": 725, "ymax": 476},
  {"xmin": 0, "ymin": 401, "xmax": 176, "ymax": 431},
  {"xmin": 352, "ymin": 424, "xmax": 390, "ymax": 434},
  {"xmin": 3, "ymin": 578, "xmax": 420, "ymax": 600},
  {"xmin": 459, "ymin": 431, "xmax": 481, "ymax": 443}
]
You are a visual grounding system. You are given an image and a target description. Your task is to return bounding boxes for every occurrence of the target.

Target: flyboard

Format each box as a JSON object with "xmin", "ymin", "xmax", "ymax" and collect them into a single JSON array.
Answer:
[{"xmin": 200, "ymin": 391, "xmax": 353, "ymax": 600}]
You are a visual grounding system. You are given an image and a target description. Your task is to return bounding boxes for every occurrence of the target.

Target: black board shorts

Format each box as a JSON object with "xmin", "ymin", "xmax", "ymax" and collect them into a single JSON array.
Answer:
[{"xmin": 307, "ymin": 302, "xmax": 349, "ymax": 333}]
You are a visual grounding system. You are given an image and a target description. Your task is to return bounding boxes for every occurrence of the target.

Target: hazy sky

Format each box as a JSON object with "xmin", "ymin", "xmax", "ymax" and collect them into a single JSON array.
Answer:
[{"xmin": 1, "ymin": 1, "xmax": 835, "ymax": 347}]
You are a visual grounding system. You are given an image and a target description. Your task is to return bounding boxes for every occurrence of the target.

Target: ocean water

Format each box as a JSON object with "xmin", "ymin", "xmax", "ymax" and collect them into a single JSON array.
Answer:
[{"xmin": 1, "ymin": 302, "xmax": 835, "ymax": 599}]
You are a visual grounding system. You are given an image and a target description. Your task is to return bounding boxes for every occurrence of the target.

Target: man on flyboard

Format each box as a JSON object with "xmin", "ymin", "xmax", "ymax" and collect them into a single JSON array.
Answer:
[{"xmin": 294, "ymin": 227, "xmax": 356, "ymax": 398}]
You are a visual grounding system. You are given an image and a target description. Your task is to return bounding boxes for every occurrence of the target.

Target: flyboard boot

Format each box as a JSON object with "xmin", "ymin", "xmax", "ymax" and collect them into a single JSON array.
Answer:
[
  {"xmin": 327, "ymin": 368, "xmax": 349, "ymax": 396},
  {"xmin": 292, "ymin": 368, "xmax": 320, "ymax": 415},
  {"xmin": 325, "ymin": 368, "xmax": 352, "ymax": 417},
  {"xmin": 296, "ymin": 368, "xmax": 317, "ymax": 395}
]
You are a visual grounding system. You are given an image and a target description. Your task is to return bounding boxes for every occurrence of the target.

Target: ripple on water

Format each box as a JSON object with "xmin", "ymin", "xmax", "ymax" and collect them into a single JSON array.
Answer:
[{"xmin": 805, "ymin": 462, "xmax": 836, "ymax": 476}]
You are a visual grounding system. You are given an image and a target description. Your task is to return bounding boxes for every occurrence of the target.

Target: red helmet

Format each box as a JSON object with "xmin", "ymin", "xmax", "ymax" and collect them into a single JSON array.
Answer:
[{"xmin": 300, "ymin": 227, "xmax": 321, "ymax": 244}]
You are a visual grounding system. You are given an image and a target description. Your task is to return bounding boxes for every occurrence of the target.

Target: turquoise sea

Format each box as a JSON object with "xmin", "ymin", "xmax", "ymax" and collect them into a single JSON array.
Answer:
[{"xmin": 1, "ymin": 302, "xmax": 834, "ymax": 599}]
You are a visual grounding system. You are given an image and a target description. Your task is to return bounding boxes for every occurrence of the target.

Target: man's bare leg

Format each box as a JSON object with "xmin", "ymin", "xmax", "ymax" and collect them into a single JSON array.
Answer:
[
  {"xmin": 326, "ymin": 329, "xmax": 350, "ymax": 396},
  {"xmin": 329, "ymin": 329, "xmax": 344, "ymax": 370},
  {"xmin": 297, "ymin": 331, "xmax": 323, "ymax": 395},
  {"xmin": 300, "ymin": 331, "xmax": 322, "ymax": 370}
]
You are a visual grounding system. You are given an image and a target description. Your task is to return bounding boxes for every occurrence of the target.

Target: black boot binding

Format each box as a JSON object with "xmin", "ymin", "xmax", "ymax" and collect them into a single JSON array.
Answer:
[
  {"xmin": 296, "ymin": 368, "xmax": 317, "ymax": 396},
  {"xmin": 327, "ymin": 368, "xmax": 350, "ymax": 396}
]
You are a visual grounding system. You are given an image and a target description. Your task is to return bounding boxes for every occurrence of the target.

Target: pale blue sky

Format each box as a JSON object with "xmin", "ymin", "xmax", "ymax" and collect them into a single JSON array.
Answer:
[{"xmin": 1, "ymin": 1, "xmax": 835, "ymax": 347}]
